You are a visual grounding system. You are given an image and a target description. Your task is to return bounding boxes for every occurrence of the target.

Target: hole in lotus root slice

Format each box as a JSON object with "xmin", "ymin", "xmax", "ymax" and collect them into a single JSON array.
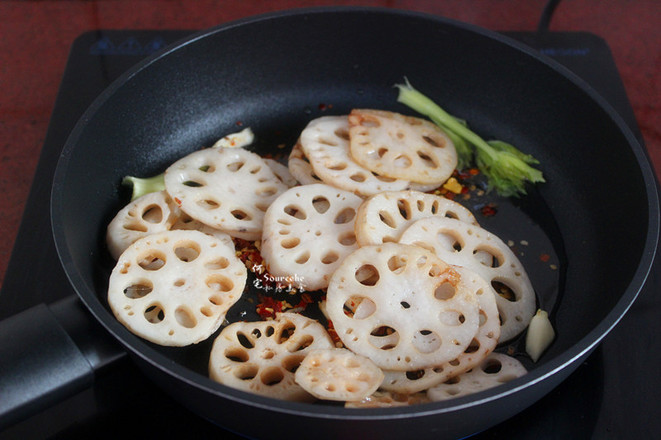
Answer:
[
  {"xmin": 412, "ymin": 329, "xmax": 442, "ymax": 353},
  {"xmin": 369, "ymin": 326, "xmax": 399, "ymax": 350},
  {"xmin": 281, "ymin": 237, "xmax": 301, "ymax": 249},
  {"xmin": 138, "ymin": 251, "xmax": 167, "ymax": 271},
  {"xmin": 417, "ymin": 150, "xmax": 439, "ymax": 169},
  {"xmin": 435, "ymin": 281, "xmax": 457, "ymax": 300},
  {"xmin": 226, "ymin": 160, "xmax": 245, "ymax": 172},
  {"xmin": 196, "ymin": 198, "xmax": 221, "ymax": 210},
  {"xmin": 144, "ymin": 303, "xmax": 165, "ymax": 324},
  {"xmin": 234, "ymin": 364, "xmax": 259, "ymax": 381},
  {"xmin": 123, "ymin": 280, "xmax": 153, "ymax": 299},
  {"xmin": 183, "ymin": 179, "xmax": 205, "ymax": 188},
  {"xmin": 282, "ymin": 353, "xmax": 306, "ymax": 373},
  {"xmin": 321, "ymin": 251, "xmax": 340, "ymax": 265},
  {"xmin": 204, "ymin": 256, "xmax": 230, "ymax": 270},
  {"xmin": 338, "ymin": 232, "xmax": 357, "ymax": 246},
  {"xmin": 139, "ymin": 204, "xmax": 164, "ymax": 225},
  {"xmin": 236, "ymin": 331, "xmax": 255, "ymax": 349},
  {"xmin": 437, "ymin": 230, "xmax": 464, "ymax": 252},
  {"xmin": 256, "ymin": 186, "xmax": 280, "ymax": 197},
  {"xmin": 393, "ymin": 155, "xmax": 413, "ymax": 169},
  {"xmin": 312, "ymin": 196, "xmax": 331, "ymax": 214},
  {"xmin": 473, "ymin": 247, "xmax": 504, "ymax": 268},
  {"xmin": 334, "ymin": 207, "xmax": 356, "ymax": 224},
  {"xmin": 231, "ymin": 209, "xmax": 252, "ymax": 221},
  {"xmin": 295, "ymin": 251, "xmax": 311, "ymax": 264},
  {"xmin": 208, "ymin": 294, "xmax": 224, "ymax": 307},
  {"xmin": 387, "ymin": 255, "xmax": 408, "ymax": 273},
  {"xmin": 174, "ymin": 240, "xmax": 201, "ymax": 262},
  {"xmin": 378, "ymin": 211, "xmax": 398, "ymax": 229},
  {"xmin": 206, "ymin": 274, "xmax": 234, "ymax": 293},
  {"xmin": 284, "ymin": 204, "xmax": 307, "ymax": 220},
  {"xmin": 355, "ymin": 264, "xmax": 380, "ymax": 286},
  {"xmin": 174, "ymin": 305, "xmax": 197, "ymax": 329},
  {"xmin": 350, "ymin": 173, "xmax": 367, "ymax": 182},
  {"xmin": 491, "ymin": 280, "xmax": 518, "ymax": 302},
  {"xmin": 439, "ymin": 310, "xmax": 466, "ymax": 326},
  {"xmin": 343, "ymin": 297, "xmax": 376, "ymax": 319},
  {"xmin": 224, "ymin": 347, "xmax": 249, "ymax": 363},
  {"xmin": 260, "ymin": 366, "xmax": 285, "ymax": 386}
]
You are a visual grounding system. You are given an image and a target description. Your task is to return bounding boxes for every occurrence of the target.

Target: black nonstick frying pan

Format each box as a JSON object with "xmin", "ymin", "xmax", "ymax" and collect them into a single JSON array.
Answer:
[{"xmin": 1, "ymin": 7, "xmax": 658, "ymax": 440}]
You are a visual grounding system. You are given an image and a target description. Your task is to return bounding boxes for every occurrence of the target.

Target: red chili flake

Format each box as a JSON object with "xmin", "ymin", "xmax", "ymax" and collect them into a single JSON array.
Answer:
[
  {"xmin": 318, "ymin": 103, "xmax": 327, "ymax": 111},
  {"xmin": 256, "ymin": 294, "xmax": 284, "ymax": 319},
  {"xmin": 480, "ymin": 204, "xmax": 498, "ymax": 217},
  {"xmin": 540, "ymin": 253, "xmax": 551, "ymax": 262},
  {"xmin": 461, "ymin": 186, "xmax": 470, "ymax": 194},
  {"xmin": 444, "ymin": 191, "xmax": 456, "ymax": 200},
  {"xmin": 235, "ymin": 120, "xmax": 243, "ymax": 126},
  {"xmin": 469, "ymin": 168, "xmax": 480, "ymax": 176},
  {"xmin": 325, "ymin": 320, "xmax": 343, "ymax": 347},
  {"xmin": 173, "ymin": 197, "xmax": 182, "ymax": 206}
]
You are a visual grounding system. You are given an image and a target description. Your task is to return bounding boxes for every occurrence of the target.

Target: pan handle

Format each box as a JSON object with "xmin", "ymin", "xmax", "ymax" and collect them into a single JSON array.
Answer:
[{"xmin": 0, "ymin": 295, "xmax": 126, "ymax": 430}]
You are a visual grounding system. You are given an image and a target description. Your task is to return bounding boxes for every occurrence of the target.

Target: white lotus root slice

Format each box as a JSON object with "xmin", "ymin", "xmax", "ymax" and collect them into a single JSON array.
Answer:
[
  {"xmin": 164, "ymin": 146, "xmax": 288, "ymax": 240},
  {"xmin": 427, "ymin": 352, "xmax": 527, "ymax": 402},
  {"xmin": 295, "ymin": 348, "xmax": 384, "ymax": 401},
  {"xmin": 379, "ymin": 267, "xmax": 499, "ymax": 393},
  {"xmin": 326, "ymin": 243, "xmax": 480, "ymax": 371},
  {"xmin": 348, "ymin": 109, "xmax": 457, "ymax": 185},
  {"xmin": 299, "ymin": 116, "xmax": 430, "ymax": 197},
  {"xmin": 354, "ymin": 190, "xmax": 478, "ymax": 247},
  {"xmin": 208, "ymin": 313, "xmax": 334, "ymax": 401},
  {"xmin": 399, "ymin": 216, "xmax": 536, "ymax": 342},
  {"xmin": 169, "ymin": 210, "xmax": 236, "ymax": 251},
  {"xmin": 288, "ymin": 141, "xmax": 324, "ymax": 185},
  {"xmin": 107, "ymin": 230, "xmax": 247, "ymax": 346},
  {"xmin": 264, "ymin": 158, "xmax": 298, "ymax": 188},
  {"xmin": 345, "ymin": 390, "xmax": 430, "ymax": 408},
  {"xmin": 379, "ymin": 267, "xmax": 500, "ymax": 394},
  {"xmin": 106, "ymin": 190, "xmax": 179, "ymax": 260},
  {"xmin": 261, "ymin": 183, "xmax": 362, "ymax": 291}
]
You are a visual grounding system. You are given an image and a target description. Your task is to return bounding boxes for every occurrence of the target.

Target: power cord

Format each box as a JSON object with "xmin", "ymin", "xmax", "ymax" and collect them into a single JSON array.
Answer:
[{"xmin": 537, "ymin": 0, "xmax": 562, "ymax": 32}]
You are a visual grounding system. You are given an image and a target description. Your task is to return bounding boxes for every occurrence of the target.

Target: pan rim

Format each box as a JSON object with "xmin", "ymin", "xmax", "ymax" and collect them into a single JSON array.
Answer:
[{"xmin": 50, "ymin": 5, "xmax": 660, "ymax": 421}]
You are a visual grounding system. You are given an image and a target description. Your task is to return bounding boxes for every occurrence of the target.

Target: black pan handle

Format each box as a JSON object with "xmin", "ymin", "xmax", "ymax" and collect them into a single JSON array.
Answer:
[{"xmin": 0, "ymin": 295, "xmax": 126, "ymax": 430}]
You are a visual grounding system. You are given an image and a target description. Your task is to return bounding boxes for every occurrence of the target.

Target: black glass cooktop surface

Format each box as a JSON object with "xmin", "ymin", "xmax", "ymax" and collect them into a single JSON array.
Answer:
[{"xmin": 0, "ymin": 29, "xmax": 659, "ymax": 439}]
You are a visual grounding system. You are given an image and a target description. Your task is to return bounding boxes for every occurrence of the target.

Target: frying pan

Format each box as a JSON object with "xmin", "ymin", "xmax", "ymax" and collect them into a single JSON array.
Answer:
[{"xmin": 0, "ymin": 7, "xmax": 658, "ymax": 439}]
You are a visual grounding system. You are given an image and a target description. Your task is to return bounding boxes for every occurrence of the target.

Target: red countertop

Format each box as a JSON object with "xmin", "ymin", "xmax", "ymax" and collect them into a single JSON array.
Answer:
[{"xmin": 0, "ymin": 0, "xmax": 659, "ymax": 288}]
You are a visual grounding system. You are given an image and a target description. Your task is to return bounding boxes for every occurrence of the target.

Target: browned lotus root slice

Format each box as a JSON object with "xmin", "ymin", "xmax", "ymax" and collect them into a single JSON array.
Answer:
[
  {"xmin": 261, "ymin": 183, "xmax": 362, "ymax": 291},
  {"xmin": 427, "ymin": 352, "xmax": 527, "ymax": 401},
  {"xmin": 288, "ymin": 141, "xmax": 324, "ymax": 185},
  {"xmin": 299, "ymin": 116, "xmax": 430, "ymax": 196},
  {"xmin": 295, "ymin": 348, "xmax": 384, "ymax": 401},
  {"xmin": 208, "ymin": 313, "xmax": 334, "ymax": 401},
  {"xmin": 326, "ymin": 243, "xmax": 480, "ymax": 371},
  {"xmin": 399, "ymin": 216, "xmax": 536, "ymax": 342},
  {"xmin": 164, "ymin": 146, "xmax": 288, "ymax": 240},
  {"xmin": 379, "ymin": 267, "xmax": 500, "ymax": 394},
  {"xmin": 106, "ymin": 190, "xmax": 179, "ymax": 260},
  {"xmin": 354, "ymin": 190, "xmax": 478, "ymax": 246},
  {"xmin": 345, "ymin": 390, "xmax": 430, "ymax": 408},
  {"xmin": 348, "ymin": 109, "xmax": 457, "ymax": 185},
  {"xmin": 107, "ymin": 230, "xmax": 246, "ymax": 346}
]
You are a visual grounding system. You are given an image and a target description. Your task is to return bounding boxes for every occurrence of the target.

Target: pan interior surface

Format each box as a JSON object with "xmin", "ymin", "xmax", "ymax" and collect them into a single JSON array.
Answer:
[{"xmin": 51, "ymin": 7, "xmax": 658, "ymax": 438}]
